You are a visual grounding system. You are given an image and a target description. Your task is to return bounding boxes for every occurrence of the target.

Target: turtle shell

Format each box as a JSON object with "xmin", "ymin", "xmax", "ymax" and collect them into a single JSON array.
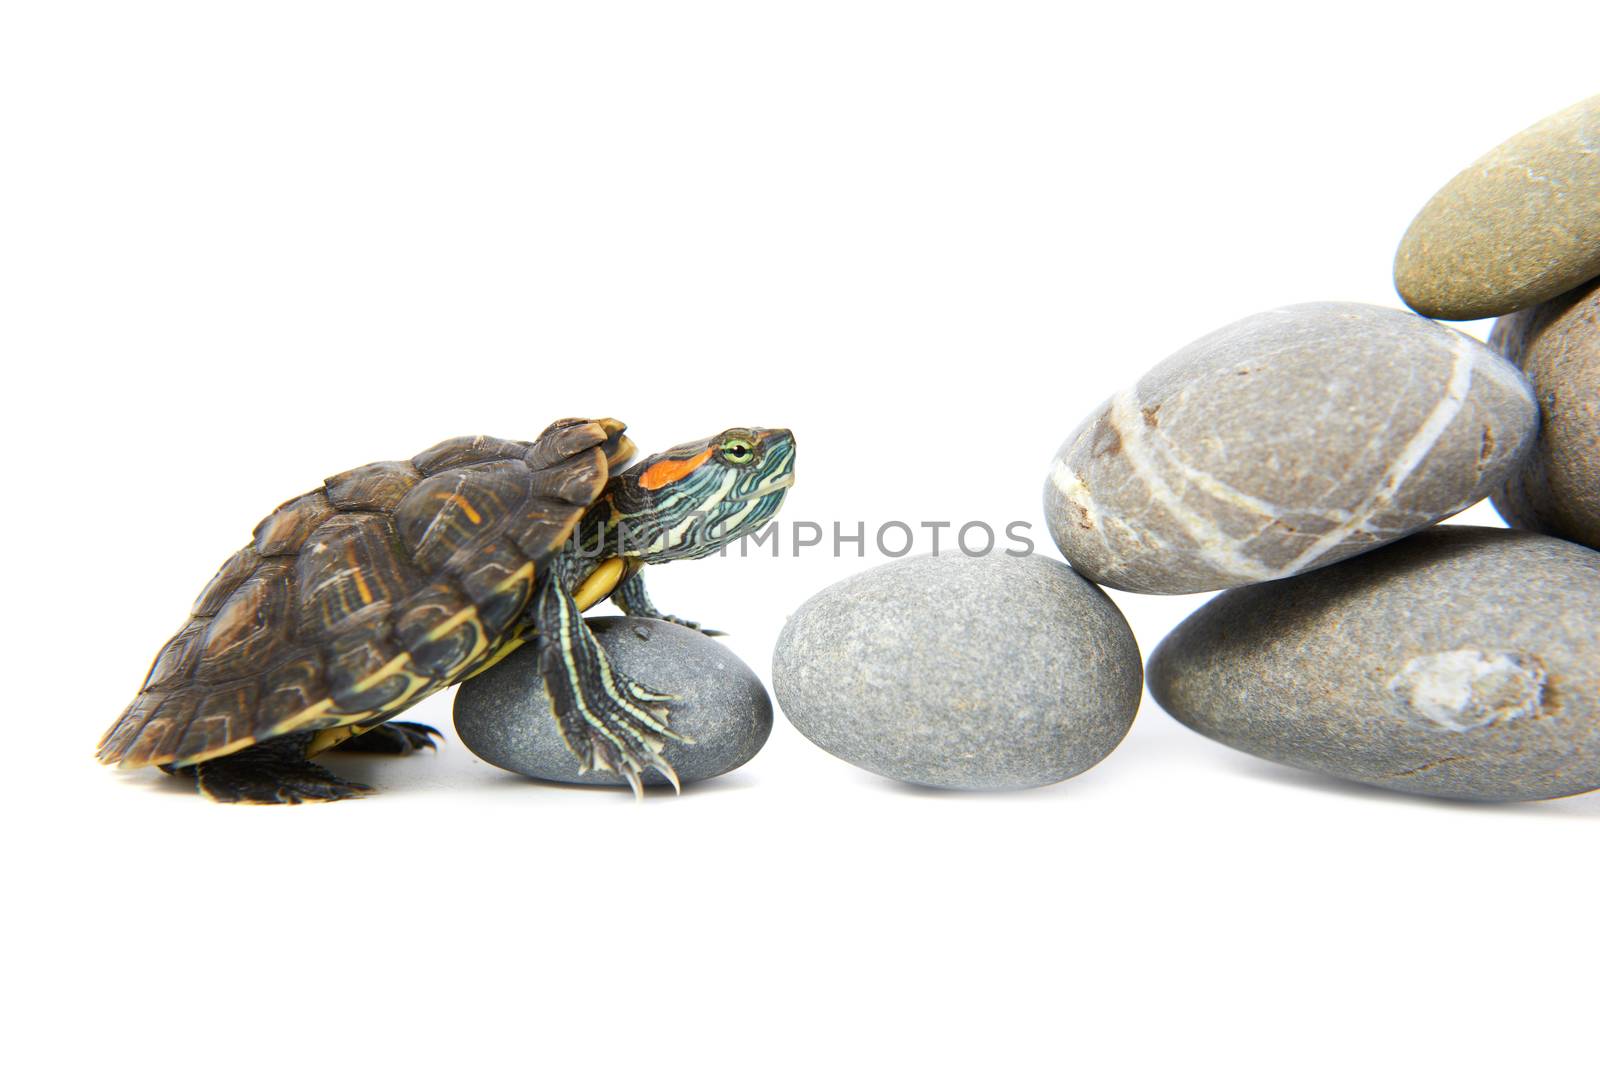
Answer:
[{"xmin": 97, "ymin": 419, "xmax": 633, "ymax": 769}]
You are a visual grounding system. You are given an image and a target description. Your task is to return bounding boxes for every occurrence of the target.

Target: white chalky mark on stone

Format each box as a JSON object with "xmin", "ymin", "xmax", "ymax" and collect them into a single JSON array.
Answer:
[
  {"xmin": 1141, "ymin": 431, "xmax": 1396, "ymax": 547},
  {"xmin": 1140, "ymin": 428, "xmax": 1287, "ymax": 521},
  {"xmin": 1049, "ymin": 459, "xmax": 1118, "ymax": 562},
  {"xmin": 1387, "ymin": 649, "xmax": 1548, "ymax": 732},
  {"xmin": 1109, "ymin": 390, "xmax": 1281, "ymax": 581},
  {"xmin": 1275, "ymin": 333, "xmax": 1477, "ymax": 576},
  {"xmin": 1047, "ymin": 457, "xmax": 1085, "ymax": 501}
]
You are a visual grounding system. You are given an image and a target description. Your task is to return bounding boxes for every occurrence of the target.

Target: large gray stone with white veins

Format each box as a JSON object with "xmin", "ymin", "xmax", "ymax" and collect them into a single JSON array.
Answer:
[
  {"xmin": 1148, "ymin": 527, "xmax": 1600, "ymax": 802},
  {"xmin": 454, "ymin": 617, "xmax": 772, "ymax": 786},
  {"xmin": 772, "ymin": 554, "xmax": 1142, "ymax": 790},
  {"xmin": 1044, "ymin": 302, "xmax": 1538, "ymax": 595},
  {"xmin": 1490, "ymin": 276, "xmax": 1600, "ymax": 551},
  {"xmin": 1394, "ymin": 94, "xmax": 1600, "ymax": 321}
]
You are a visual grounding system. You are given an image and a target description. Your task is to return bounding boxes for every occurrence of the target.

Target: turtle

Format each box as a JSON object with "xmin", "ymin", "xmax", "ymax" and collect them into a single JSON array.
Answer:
[{"xmin": 96, "ymin": 419, "xmax": 796, "ymax": 802}]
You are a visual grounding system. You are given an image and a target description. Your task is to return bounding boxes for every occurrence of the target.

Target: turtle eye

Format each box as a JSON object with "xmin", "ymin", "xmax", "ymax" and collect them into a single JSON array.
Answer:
[{"xmin": 721, "ymin": 438, "xmax": 756, "ymax": 464}]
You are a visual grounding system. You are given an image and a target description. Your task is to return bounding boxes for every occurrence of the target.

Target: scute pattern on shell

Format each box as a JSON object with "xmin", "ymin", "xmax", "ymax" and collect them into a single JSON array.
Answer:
[
  {"xmin": 325, "ymin": 460, "xmax": 421, "ymax": 513},
  {"xmin": 97, "ymin": 422, "xmax": 625, "ymax": 770},
  {"xmin": 296, "ymin": 512, "xmax": 420, "ymax": 642},
  {"xmin": 253, "ymin": 493, "xmax": 336, "ymax": 557},
  {"xmin": 395, "ymin": 460, "xmax": 532, "ymax": 574}
]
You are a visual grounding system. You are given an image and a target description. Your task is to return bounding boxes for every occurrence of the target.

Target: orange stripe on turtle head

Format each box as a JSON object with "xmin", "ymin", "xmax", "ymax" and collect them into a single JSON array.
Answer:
[{"xmin": 639, "ymin": 447, "xmax": 714, "ymax": 490}]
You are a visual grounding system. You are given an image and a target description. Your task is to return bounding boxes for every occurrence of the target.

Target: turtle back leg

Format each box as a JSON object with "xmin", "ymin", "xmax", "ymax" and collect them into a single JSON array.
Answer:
[
  {"xmin": 166, "ymin": 734, "xmax": 376, "ymax": 804},
  {"xmin": 610, "ymin": 570, "xmax": 724, "ymax": 635},
  {"xmin": 537, "ymin": 553, "xmax": 689, "ymax": 795},
  {"xmin": 332, "ymin": 722, "xmax": 442, "ymax": 755}
]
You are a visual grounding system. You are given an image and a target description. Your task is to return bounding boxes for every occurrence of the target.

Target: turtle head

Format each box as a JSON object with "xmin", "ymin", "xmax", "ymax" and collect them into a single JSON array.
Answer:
[{"xmin": 604, "ymin": 427, "xmax": 796, "ymax": 562}]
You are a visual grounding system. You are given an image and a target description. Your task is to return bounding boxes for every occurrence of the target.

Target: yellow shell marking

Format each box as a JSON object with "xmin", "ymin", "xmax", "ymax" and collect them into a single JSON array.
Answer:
[
  {"xmin": 462, "ymin": 634, "xmax": 527, "ymax": 681},
  {"xmin": 306, "ymin": 724, "xmax": 364, "ymax": 756}
]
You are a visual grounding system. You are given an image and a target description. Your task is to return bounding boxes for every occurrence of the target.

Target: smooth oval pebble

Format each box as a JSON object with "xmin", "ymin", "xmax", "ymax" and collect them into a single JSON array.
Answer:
[
  {"xmin": 772, "ymin": 554, "xmax": 1142, "ymax": 790},
  {"xmin": 1490, "ymin": 275, "xmax": 1600, "ymax": 550},
  {"xmin": 1394, "ymin": 94, "xmax": 1600, "ymax": 320},
  {"xmin": 1044, "ymin": 302, "xmax": 1537, "ymax": 595},
  {"xmin": 1148, "ymin": 526, "xmax": 1600, "ymax": 802},
  {"xmin": 454, "ymin": 617, "xmax": 772, "ymax": 787}
]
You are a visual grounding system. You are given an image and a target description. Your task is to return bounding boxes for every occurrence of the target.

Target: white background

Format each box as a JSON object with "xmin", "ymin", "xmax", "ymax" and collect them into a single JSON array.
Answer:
[{"xmin": 5, "ymin": 3, "xmax": 1596, "ymax": 1065}]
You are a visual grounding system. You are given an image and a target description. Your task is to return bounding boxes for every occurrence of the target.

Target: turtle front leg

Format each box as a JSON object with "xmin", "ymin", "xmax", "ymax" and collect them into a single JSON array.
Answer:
[
  {"xmin": 610, "ymin": 570, "xmax": 725, "ymax": 636},
  {"xmin": 536, "ymin": 561, "xmax": 690, "ymax": 796}
]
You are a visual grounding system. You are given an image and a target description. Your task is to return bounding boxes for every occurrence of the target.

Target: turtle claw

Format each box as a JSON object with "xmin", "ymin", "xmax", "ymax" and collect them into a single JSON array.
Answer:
[
  {"xmin": 577, "ymin": 732, "xmax": 682, "ymax": 799},
  {"xmin": 335, "ymin": 721, "xmax": 442, "ymax": 755},
  {"xmin": 560, "ymin": 673, "xmax": 687, "ymax": 799},
  {"xmin": 544, "ymin": 656, "xmax": 686, "ymax": 797},
  {"xmin": 660, "ymin": 613, "xmax": 724, "ymax": 637},
  {"xmin": 578, "ymin": 714, "xmax": 686, "ymax": 800},
  {"xmin": 655, "ymin": 755, "xmax": 683, "ymax": 796},
  {"xmin": 629, "ymin": 751, "xmax": 683, "ymax": 798}
]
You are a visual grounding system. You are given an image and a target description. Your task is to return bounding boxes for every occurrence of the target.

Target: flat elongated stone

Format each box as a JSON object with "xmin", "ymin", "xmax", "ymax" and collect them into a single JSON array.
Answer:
[
  {"xmin": 772, "ymin": 554, "xmax": 1142, "ymax": 790},
  {"xmin": 1490, "ymin": 276, "xmax": 1600, "ymax": 550},
  {"xmin": 1043, "ymin": 302, "xmax": 1537, "ymax": 595},
  {"xmin": 1395, "ymin": 94, "xmax": 1600, "ymax": 320},
  {"xmin": 454, "ymin": 617, "xmax": 772, "ymax": 786},
  {"xmin": 1148, "ymin": 527, "xmax": 1600, "ymax": 802}
]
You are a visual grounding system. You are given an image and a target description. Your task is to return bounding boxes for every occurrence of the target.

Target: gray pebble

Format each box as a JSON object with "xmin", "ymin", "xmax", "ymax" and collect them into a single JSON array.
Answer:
[
  {"xmin": 1044, "ymin": 302, "xmax": 1537, "ymax": 595},
  {"xmin": 772, "ymin": 554, "xmax": 1142, "ymax": 790},
  {"xmin": 1148, "ymin": 526, "xmax": 1600, "ymax": 802},
  {"xmin": 1490, "ymin": 276, "xmax": 1600, "ymax": 550},
  {"xmin": 454, "ymin": 617, "xmax": 772, "ymax": 787},
  {"xmin": 1395, "ymin": 94, "xmax": 1600, "ymax": 321}
]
